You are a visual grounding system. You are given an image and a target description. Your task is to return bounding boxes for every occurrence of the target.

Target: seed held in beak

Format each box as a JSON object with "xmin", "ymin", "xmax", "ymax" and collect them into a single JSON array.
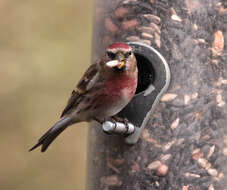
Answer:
[{"xmin": 106, "ymin": 60, "xmax": 125, "ymax": 68}]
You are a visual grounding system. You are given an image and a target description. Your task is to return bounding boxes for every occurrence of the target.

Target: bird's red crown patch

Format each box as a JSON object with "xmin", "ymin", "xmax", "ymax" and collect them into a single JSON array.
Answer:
[{"xmin": 108, "ymin": 42, "xmax": 131, "ymax": 50}]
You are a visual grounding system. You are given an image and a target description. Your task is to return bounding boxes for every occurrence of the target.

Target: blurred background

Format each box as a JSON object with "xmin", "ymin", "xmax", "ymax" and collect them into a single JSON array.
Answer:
[{"xmin": 0, "ymin": 0, "xmax": 93, "ymax": 189}]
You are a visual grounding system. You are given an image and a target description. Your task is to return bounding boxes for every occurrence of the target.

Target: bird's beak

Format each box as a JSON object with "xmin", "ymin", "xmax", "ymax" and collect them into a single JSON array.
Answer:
[
  {"xmin": 106, "ymin": 53, "xmax": 125, "ymax": 69},
  {"xmin": 116, "ymin": 52, "xmax": 125, "ymax": 69},
  {"xmin": 117, "ymin": 60, "xmax": 125, "ymax": 69}
]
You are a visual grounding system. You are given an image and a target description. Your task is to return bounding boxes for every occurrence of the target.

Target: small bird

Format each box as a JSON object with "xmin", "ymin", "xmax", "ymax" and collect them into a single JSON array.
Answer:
[{"xmin": 29, "ymin": 42, "xmax": 138, "ymax": 152}]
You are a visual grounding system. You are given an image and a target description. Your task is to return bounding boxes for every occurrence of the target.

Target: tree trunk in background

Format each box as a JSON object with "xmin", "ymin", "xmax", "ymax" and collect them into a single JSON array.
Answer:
[{"xmin": 87, "ymin": 0, "xmax": 227, "ymax": 189}]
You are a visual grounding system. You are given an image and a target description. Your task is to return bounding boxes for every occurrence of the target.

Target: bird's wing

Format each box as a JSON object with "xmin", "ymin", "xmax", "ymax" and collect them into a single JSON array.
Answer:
[{"xmin": 60, "ymin": 63, "xmax": 100, "ymax": 117}]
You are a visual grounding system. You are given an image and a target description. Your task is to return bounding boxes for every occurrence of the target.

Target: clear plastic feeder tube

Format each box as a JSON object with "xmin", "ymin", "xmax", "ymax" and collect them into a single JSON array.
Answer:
[{"xmin": 87, "ymin": 0, "xmax": 227, "ymax": 190}]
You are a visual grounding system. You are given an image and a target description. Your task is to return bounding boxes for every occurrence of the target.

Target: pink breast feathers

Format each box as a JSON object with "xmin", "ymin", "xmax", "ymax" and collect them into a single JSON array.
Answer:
[{"xmin": 104, "ymin": 74, "xmax": 138, "ymax": 101}]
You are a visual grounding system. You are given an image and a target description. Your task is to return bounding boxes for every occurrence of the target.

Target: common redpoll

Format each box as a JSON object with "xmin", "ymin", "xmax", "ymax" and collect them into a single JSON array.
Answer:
[{"xmin": 29, "ymin": 42, "xmax": 138, "ymax": 152}]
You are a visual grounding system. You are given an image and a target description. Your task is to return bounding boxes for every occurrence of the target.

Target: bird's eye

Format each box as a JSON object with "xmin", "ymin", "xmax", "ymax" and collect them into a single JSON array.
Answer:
[
  {"xmin": 107, "ymin": 52, "xmax": 115, "ymax": 59},
  {"xmin": 125, "ymin": 51, "xmax": 132, "ymax": 58}
]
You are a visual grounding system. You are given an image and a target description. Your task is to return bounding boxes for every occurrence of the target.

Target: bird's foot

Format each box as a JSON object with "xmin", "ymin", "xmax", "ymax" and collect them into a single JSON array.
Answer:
[{"xmin": 111, "ymin": 116, "xmax": 129, "ymax": 126}]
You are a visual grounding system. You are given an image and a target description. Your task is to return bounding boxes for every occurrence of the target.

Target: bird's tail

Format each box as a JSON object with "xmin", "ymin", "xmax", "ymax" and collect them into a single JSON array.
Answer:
[{"xmin": 29, "ymin": 117, "xmax": 72, "ymax": 152}]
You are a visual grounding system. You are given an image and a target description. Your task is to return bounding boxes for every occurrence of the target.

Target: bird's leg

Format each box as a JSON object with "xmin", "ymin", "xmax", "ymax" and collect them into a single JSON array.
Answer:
[
  {"xmin": 93, "ymin": 117, "xmax": 104, "ymax": 124},
  {"xmin": 111, "ymin": 116, "xmax": 129, "ymax": 125},
  {"xmin": 111, "ymin": 116, "xmax": 122, "ymax": 122}
]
